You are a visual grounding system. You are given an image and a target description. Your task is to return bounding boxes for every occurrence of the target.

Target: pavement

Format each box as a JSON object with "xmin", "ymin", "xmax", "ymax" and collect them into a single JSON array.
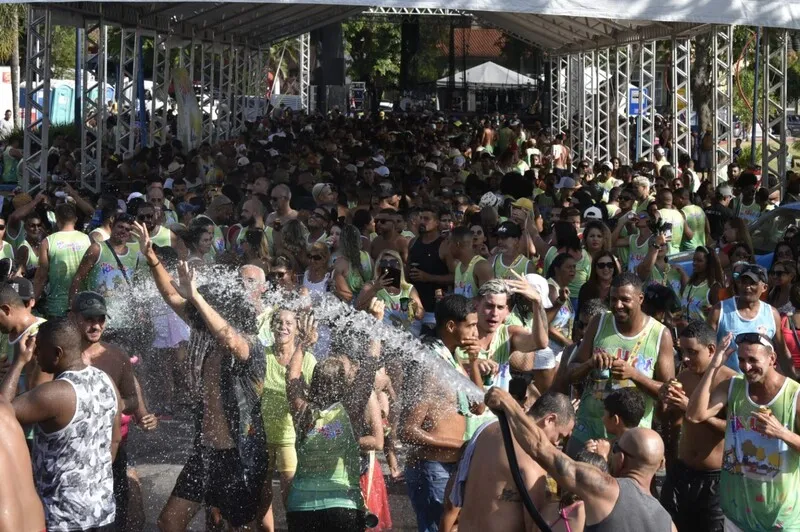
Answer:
[{"xmin": 127, "ymin": 414, "xmax": 419, "ymax": 531}]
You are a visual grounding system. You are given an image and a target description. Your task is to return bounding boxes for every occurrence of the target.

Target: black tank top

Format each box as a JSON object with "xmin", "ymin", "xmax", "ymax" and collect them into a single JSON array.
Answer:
[{"xmin": 408, "ymin": 235, "xmax": 448, "ymax": 312}]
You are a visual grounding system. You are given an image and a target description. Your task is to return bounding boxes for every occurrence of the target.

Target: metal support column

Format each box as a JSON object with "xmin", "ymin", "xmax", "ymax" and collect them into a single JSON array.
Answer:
[
  {"xmin": 549, "ymin": 57, "xmax": 558, "ymax": 131},
  {"xmin": 596, "ymin": 48, "xmax": 611, "ymax": 162},
  {"xmin": 150, "ymin": 33, "xmax": 170, "ymax": 147},
  {"xmin": 80, "ymin": 17, "xmax": 106, "ymax": 193},
  {"xmin": 217, "ymin": 41, "xmax": 233, "ymax": 141},
  {"xmin": 762, "ymin": 28, "xmax": 788, "ymax": 188},
  {"xmin": 637, "ymin": 40, "xmax": 657, "ymax": 163},
  {"xmin": 116, "ymin": 28, "xmax": 140, "ymax": 157},
  {"xmin": 568, "ymin": 54, "xmax": 581, "ymax": 166},
  {"xmin": 198, "ymin": 40, "xmax": 216, "ymax": 145},
  {"xmin": 299, "ymin": 33, "xmax": 310, "ymax": 112},
  {"xmin": 712, "ymin": 26, "xmax": 734, "ymax": 183},
  {"xmin": 22, "ymin": 6, "xmax": 52, "ymax": 191},
  {"xmin": 556, "ymin": 55, "xmax": 569, "ymax": 135},
  {"xmin": 671, "ymin": 37, "xmax": 692, "ymax": 167},
  {"xmin": 581, "ymin": 50, "xmax": 596, "ymax": 162},
  {"xmin": 232, "ymin": 46, "xmax": 247, "ymax": 135},
  {"xmin": 614, "ymin": 45, "xmax": 631, "ymax": 163},
  {"xmin": 259, "ymin": 48, "xmax": 270, "ymax": 118}
]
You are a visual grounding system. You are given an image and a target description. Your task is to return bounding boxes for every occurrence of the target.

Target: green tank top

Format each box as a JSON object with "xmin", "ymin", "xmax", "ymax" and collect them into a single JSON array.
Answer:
[
  {"xmin": 5, "ymin": 227, "xmax": 26, "ymax": 251},
  {"xmin": 734, "ymin": 198, "xmax": 762, "ymax": 225},
  {"xmin": 627, "ymin": 234, "xmax": 650, "ymax": 273},
  {"xmin": 680, "ymin": 280, "xmax": 712, "ymax": 321},
  {"xmin": 681, "ymin": 204, "xmax": 706, "ymax": 251},
  {"xmin": 658, "ymin": 208, "xmax": 685, "ymax": 255},
  {"xmin": 493, "ymin": 254, "xmax": 529, "ymax": 280},
  {"xmin": 455, "ymin": 256, "xmax": 485, "ymax": 299},
  {"xmin": 287, "ymin": 402, "xmax": 364, "ymax": 512},
  {"xmin": 2, "ymin": 147, "xmax": 18, "ymax": 183},
  {"xmin": 0, "ymin": 240, "xmax": 13, "ymax": 262},
  {"xmin": 345, "ymin": 251, "xmax": 373, "ymax": 295},
  {"xmin": 721, "ymin": 376, "xmax": 800, "ymax": 530},
  {"xmin": 260, "ymin": 347, "xmax": 317, "ymax": 446},
  {"xmin": 573, "ymin": 313, "xmax": 665, "ymax": 445},
  {"xmin": 150, "ymin": 225, "xmax": 172, "ymax": 248},
  {"xmin": 648, "ymin": 263, "xmax": 682, "ymax": 300},
  {"xmin": 88, "ymin": 242, "xmax": 141, "ymax": 298},
  {"xmin": 45, "ymin": 231, "xmax": 91, "ymax": 317},
  {"xmin": 377, "ymin": 285, "xmax": 414, "ymax": 330},
  {"xmin": 544, "ymin": 248, "xmax": 591, "ymax": 296},
  {"xmin": 17, "ymin": 240, "xmax": 38, "ymax": 275}
]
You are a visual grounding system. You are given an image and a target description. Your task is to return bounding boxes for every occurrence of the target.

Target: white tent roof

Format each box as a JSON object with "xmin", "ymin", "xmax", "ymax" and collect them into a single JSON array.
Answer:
[{"xmin": 437, "ymin": 62, "xmax": 537, "ymax": 88}]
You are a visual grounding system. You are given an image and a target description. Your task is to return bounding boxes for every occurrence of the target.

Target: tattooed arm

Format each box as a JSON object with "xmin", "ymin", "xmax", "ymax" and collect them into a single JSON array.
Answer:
[{"xmin": 484, "ymin": 387, "xmax": 619, "ymax": 525}]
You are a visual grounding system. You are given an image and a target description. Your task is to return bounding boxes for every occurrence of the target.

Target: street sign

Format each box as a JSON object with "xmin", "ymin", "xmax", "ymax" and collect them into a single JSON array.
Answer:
[{"xmin": 628, "ymin": 87, "xmax": 649, "ymax": 117}]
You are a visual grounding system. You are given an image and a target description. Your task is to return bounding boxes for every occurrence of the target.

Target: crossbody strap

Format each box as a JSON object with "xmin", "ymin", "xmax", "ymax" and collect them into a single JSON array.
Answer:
[{"xmin": 104, "ymin": 241, "xmax": 133, "ymax": 287}]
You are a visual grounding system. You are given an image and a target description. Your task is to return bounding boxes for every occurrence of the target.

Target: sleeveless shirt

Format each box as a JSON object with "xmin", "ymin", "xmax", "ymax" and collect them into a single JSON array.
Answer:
[
  {"xmin": 717, "ymin": 298, "xmax": 776, "ymax": 372},
  {"xmin": 408, "ymin": 235, "xmax": 448, "ymax": 311},
  {"xmin": 585, "ymin": 478, "xmax": 672, "ymax": 531}
]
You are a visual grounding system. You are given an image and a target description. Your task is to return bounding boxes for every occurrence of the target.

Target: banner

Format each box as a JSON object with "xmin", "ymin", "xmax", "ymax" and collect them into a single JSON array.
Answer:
[{"xmin": 171, "ymin": 67, "xmax": 202, "ymax": 150}]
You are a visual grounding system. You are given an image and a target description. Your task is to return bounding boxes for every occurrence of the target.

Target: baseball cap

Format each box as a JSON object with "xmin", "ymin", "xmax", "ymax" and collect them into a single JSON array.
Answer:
[
  {"xmin": 738, "ymin": 264, "xmax": 768, "ymax": 284},
  {"xmin": 655, "ymin": 147, "xmax": 666, "ymax": 156},
  {"xmin": 375, "ymin": 166, "xmax": 390, "ymax": 177},
  {"xmin": 524, "ymin": 273, "xmax": 553, "ymax": 309},
  {"xmin": 602, "ymin": 161, "xmax": 614, "ymax": 171},
  {"xmin": 511, "ymin": 198, "xmax": 534, "ymax": 212},
  {"xmin": 376, "ymin": 181, "xmax": 396, "ymax": 199},
  {"xmin": 717, "ymin": 184, "xmax": 734, "ymax": 197},
  {"xmin": 555, "ymin": 176, "xmax": 577, "ymax": 189},
  {"xmin": 583, "ymin": 206, "xmax": 604, "ymax": 221},
  {"xmin": 237, "ymin": 156, "xmax": 251, "ymax": 167},
  {"xmin": 496, "ymin": 221, "xmax": 522, "ymax": 239},
  {"xmin": 72, "ymin": 291, "xmax": 108, "ymax": 317},
  {"xmin": 312, "ymin": 183, "xmax": 333, "ymax": 203},
  {"xmin": 209, "ymin": 194, "xmax": 233, "ymax": 210},
  {"xmin": 479, "ymin": 191, "xmax": 501, "ymax": 209},
  {"xmin": 6, "ymin": 277, "xmax": 33, "ymax": 301}
]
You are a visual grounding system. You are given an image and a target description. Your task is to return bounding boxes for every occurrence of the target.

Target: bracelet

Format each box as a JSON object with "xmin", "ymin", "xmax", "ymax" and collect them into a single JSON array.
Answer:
[{"xmin": 149, "ymin": 261, "xmax": 160, "ymax": 268}]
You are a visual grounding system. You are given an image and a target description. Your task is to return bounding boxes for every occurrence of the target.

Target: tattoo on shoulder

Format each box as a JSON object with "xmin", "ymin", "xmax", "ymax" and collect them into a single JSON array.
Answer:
[{"xmin": 498, "ymin": 487, "xmax": 522, "ymax": 503}]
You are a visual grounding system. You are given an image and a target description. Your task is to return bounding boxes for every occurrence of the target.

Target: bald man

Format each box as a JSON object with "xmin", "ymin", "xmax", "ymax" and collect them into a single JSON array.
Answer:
[
  {"xmin": 485, "ymin": 387, "xmax": 675, "ymax": 532},
  {"xmin": 266, "ymin": 184, "xmax": 297, "ymax": 229},
  {"xmin": 0, "ymin": 395, "xmax": 45, "ymax": 532}
]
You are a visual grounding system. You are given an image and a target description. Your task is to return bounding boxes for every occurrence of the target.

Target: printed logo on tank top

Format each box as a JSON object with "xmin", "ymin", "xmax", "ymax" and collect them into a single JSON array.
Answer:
[
  {"xmin": 724, "ymin": 413, "xmax": 789, "ymax": 480},
  {"xmin": 54, "ymin": 240, "xmax": 85, "ymax": 251}
]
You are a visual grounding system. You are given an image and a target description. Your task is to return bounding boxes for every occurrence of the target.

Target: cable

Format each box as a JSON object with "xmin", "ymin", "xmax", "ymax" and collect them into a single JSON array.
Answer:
[{"xmin": 497, "ymin": 411, "xmax": 553, "ymax": 532}]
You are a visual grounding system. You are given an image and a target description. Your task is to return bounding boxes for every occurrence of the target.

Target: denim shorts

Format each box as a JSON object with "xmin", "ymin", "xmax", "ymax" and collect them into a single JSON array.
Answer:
[{"xmin": 404, "ymin": 460, "xmax": 457, "ymax": 532}]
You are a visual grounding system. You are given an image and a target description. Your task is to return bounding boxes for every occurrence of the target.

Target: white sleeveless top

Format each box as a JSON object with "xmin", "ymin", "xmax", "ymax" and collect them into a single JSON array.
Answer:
[{"xmin": 33, "ymin": 366, "xmax": 118, "ymax": 531}]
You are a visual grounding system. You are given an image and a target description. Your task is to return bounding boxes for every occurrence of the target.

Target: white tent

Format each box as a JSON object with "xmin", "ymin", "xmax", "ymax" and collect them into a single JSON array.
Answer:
[{"xmin": 436, "ymin": 62, "xmax": 537, "ymax": 89}]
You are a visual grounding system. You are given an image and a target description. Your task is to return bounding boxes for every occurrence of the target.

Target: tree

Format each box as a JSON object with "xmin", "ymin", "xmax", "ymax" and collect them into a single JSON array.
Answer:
[
  {"xmin": 51, "ymin": 26, "xmax": 76, "ymax": 79},
  {"xmin": 343, "ymin": 20, "xmax": 401, "ymax": 87},
  {"xmin": 0, "ymin": 4, "xmax": 23, "ymax": 127}
]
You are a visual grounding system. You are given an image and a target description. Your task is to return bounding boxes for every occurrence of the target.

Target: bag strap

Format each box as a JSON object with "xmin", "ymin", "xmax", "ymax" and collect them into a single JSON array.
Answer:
[
  {"xmin": 104, "ymin": 241, "xmax": 133, "ymax": 288},
  {"xmin": 788, "ymin": 314, "xmax": 800, "ymax": 351}
]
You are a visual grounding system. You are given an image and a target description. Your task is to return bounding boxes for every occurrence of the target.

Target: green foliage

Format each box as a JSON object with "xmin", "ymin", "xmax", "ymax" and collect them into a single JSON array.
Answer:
[
  {"xmin": 51, "ymin": 26, "xmax": 76, "ymax": 79},
  {"xmin": 415, "ymin": 22, "xmax": 449, "ymax": 84},
  {"xmin": 0, "ymin": 4, "xmax": 23, "ymax": 63},
  {"xmin": 737, "ymin": 142, "xmax": 762, "ymax": 168},
  {"xmin": 343, "ymin": 20, "xmax": 401, "ymax": 86}
]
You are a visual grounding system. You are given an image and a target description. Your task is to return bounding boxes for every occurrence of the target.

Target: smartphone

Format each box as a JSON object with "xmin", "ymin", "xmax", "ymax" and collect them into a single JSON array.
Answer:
[
  {"xmin": 383, "ymin": 266, "xmax": 401, "ymax": 289},
  {"xmin": 662, "ymin": 222, "xmax": 673, "ymax": 242}
]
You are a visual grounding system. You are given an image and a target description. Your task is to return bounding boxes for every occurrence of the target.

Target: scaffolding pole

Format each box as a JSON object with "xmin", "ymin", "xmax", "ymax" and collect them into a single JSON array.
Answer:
[
  {"xmin": 299, "ymin": 33, "xmax": 310, "ymax": 112},
  {"xmin": 232, "ymin": 45, "xmax": 247, "ymax": 136},
  {"xmin": 116, "ymin": 28, "xmax": 140, "ymax": 157},
  {"xmin": 259, "ymin": 48, "xmax": 270, "ymax": 118},
  {"xmin": 217, "ymin": 40, "xmax": 233, "ymax": 142},
  {"xmin": 614, "ymin": 44, "xmax": 631, "ymax": 163},
  {"xmin": 596, "ymin": 48, "xmax": 611, "ymax": 163},
  {"xmin": 198, "ymin": 40, "xmax": 216, "ymax": 145},
  {"xmin": 556, "ymin": 55, "xmax": 569, "ymax": 136},
  {"xmin": 150, "ymin": 33, "xmax": 170, "ymax": 147},
  {"xmin": 549, "ymin": 57, "xmax": 558, "ymax": 131},
  {"xmin": 569, "ymin": 54, "xmax": 581, "ymax": 167},
  {"xmin": 80, "ymin": 17, "xmax": 105, "ymax": 193},
  {"xmin": 762, "ymin": 28, "xmax": 788, "ymax": 191},
  {"xmin": 711, "ymin": 26, "xmax": 734, "ymax": 185},
  {"xmin": 671, "ymin": 37, "xmax": 692, "ymax": 167},
  {"xmin": 637, "ymin": 40, "xmax": 657, "ymax": 162},
  {"xmin": 22, "ymin": 6, "xmax": 52, "ymax": 191},
  {"xmin": 581, "ymin": 50, "xmax": 596, "ymax": 162}
]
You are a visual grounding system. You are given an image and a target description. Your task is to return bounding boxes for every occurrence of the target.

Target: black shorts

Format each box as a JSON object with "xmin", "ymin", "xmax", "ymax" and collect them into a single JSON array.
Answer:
[
  {"xmin": 112, "ymin": 443, "xmax": 130, "ymax": 529},
  {"xmin": 286, "ymin": 508, "xmax": 366, "ymax": 532},
  {"xmin": 660, "ymin": 460, "xmax": 724, "ymax": 532},
  {"xmin": 172, "ymin": 447, "xmax": 262, "ymax": 527}
]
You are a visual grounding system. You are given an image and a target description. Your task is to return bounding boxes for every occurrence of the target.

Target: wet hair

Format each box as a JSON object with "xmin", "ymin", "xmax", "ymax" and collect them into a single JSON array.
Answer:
[
  {"xmin": 611, "ymin": 272, "xmax": 643, "ymax": 292},
  {"xmin": 308, "ymin": 357, "xmax": 350, "ymax": 408},
  {"xmin": 280, "ymin": 219, "xmax": 309, "ymax": 259},
  {"xmin": 186, "ymin": 284, "xmax": 257, "ymax": 336},
  {"xmin": 352, "ymin": 209, "xmax": 373, "ymax": 232},
  {"xmin": 552, "ymin": 221, "xmax": 581, "ymax": 251},
  {"xmin": 477, "ymin": 278, "xmax": 510, "ymax": 298},
  {"xmin": 580, "ymin": 298, "xmax": 608, "ymax": 321},
  {"xmin": 176, "ymin": 221, "xmax": 212, "ymax": 253},
  {"xmin": 680, "ymin": 319, "xmax": 716, "ymax": 346},
  {"xmin": 55, "ymin": 203, "xmax": 78, "ymax": 223},
  {"xmin": 603, "ymin": 388, "xmax": 645, "ymax": 428},
  {"xmin": 574, "ymin": 450, "xmax": 610, "ymax": 473},
  {"xmin": 0, "ymin": 282, "xmax": 25, "ymax": 308},
  {"xmin": 529, "ymin": 391, "xmax": 575, "ymax": 426},
  {"xmin": 244, "ymin": 228, "xmax": 270, "ymax": 262},
  {"xmin": 339, "ymin": 225, "xmax": 366, "ymax": 283},
  {"xmin": 435, "ymin": 294, "xmax": 475, "ymax": 332},
  {"xmin": 38, "ymin": 317, "xmax": 83, "ymax": 359}
]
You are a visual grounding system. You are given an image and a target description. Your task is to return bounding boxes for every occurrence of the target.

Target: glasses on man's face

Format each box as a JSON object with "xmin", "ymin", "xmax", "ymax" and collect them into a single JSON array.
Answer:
[
  {"xmin": 308, "ymin": 254, "xmax": 324, "ymax": 262},
  {"xmin": 311, "ymin": 212, "xmax": 328, "ymax": 221},
  {"xmin": 137, "ymin": 214, "xmax": 154, "ymax": 221}
]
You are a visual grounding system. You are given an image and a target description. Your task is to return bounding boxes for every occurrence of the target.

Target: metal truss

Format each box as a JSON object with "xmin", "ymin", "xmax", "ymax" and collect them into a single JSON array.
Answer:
[
  {"xmin": 614, "ymin": 45, "xmax": 631, "ymax": 164},
  {"xmin": 150, "ymin": 33, "xmax": 171, "ymax": 147},
  {"xmin": 217, "ymin": 41, "xmax": 233, "ymax": 142},
  {"xmin": 568, "ymin": 54, "xmax": 581, "ymax": 165},
  {"xmin": 549, "ymin": 57, "xmax": 558, "ymax": 131},
  {"xmin": 232, "ymin": 46, "xmax": 247, "ymax": 136},
  {"xmin": 555, "ymin": 56, "xmax": 569, "ymax": 136},
  {"xmin": 116, "ymin": 28, "xmax": 140, "ymax": 157},
  {"xmin": 258, "ymin": 48, "xmax": 269, "ymax": 118},
  {"xmin": 581, "ymin": 50, "xmax": 596, "ymax": 161},
  {"xmin": 761, "ymin": 28, "xmax": 788, "ymax": 185},
  {"xmin": 596, "ymin": 48, "xmax": 611, "ymax": 162},
  {"xmin": 636, "ymin": 40, "xmax": 657, "ymax": 162},
  {"xmin": 198, "ymin": 40, "xmax": 216, "ymax": 145},
  {"xmin": 80, "ymin": 18, "xmax": 106, "ymax": 193},
  {"xmin": 364, "ymin": 7, "xmax": 464, "ymax": 16},
  {"xmin": 712, "ymin": 25, "xmax": 734, "ymax": 185},
  {"xmin": 22, "ymin": 7, "xmax": 51, "ymax": 191},
  {"xmin": 299, "ymin": 33, "xmax": 310, "ymax": 112},
  {"xmin": 670, "ymin": 37, "xmax": 692, "ymax": 166}
]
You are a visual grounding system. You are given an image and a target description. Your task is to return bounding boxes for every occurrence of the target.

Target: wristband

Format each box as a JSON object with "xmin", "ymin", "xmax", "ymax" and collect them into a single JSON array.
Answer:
[{"xmin": 149, "ymin": 261, "xmax": 161, "ymax": 268}]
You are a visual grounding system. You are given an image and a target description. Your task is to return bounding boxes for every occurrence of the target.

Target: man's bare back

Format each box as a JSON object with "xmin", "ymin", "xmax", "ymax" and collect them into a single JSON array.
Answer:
[
  {"xmin": 0, "ymin": 400, "xmax": 45, "ymax": 532},
  {"xmin": 457, "ymin": 421, "xmax": 547, "ymax": 532},
  {"xmin": 83, "ymin": 342, "xmax": 138, "ymax": 414}
]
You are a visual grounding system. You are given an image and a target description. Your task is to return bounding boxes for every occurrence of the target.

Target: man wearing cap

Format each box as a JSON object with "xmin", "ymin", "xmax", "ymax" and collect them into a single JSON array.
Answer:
[
  {"xmin": 705, "ymin": 184, "xmax": 735, "ymax": 242},
  {"xmin": 492, "ymin": 221, "xmax": 535, "ymax": 280},
  {"xmin": 33, "ymin": 203, "xmax": 92, "ymax": 319},
  {"xmin": 0, "ymin": 278, "xmax": 46, "ymax": 395},
  {"xmin": 509, "ymin": 198, "xmax": 534, "ymax": 227},
  {"xmin": 654, "ymin": 146, "xmax": 670, "ymax": 176},
  {"xmin": 707, "ymin": 264, "xmax": 796, "ymax": 378},
  {"xmin": 70, "ymin": 213, "xmax": 140, "ymax": 303},
  {"xmin": 687, "ymin": 332, "xmax": 800, "ymax": 531},
  {"xmin": 597, "ymin": 161, "xmax": 622, "ymax": 203},
  {"xmin": 376, "ymin": 181, "xmax": 401, "ymax": 211},
  {"xmin": 70, "ymin": 291, "xmax": 143, "ymax": 529}
]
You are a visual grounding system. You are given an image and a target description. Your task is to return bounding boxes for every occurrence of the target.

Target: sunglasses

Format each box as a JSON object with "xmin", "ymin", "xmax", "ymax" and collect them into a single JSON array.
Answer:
[
  {"xmin": 770, "ymin": 270, "xmax": 789, "ymax": 276},
  {"xmin": 596, "ymin": 262, "xmax": 615, "ymax": 270},
  {"xmin": 311, "ymin": 212, "xmax": 328, "ymax": 220},
  {"xmin": 0, "ymin": 224, "xmax": 6, "ymax": 230},
  {"xmin": 619, "ymin": 196, "xmax": 633, "ymax": 202},
  {"xmin": 735, "ymin": 332, "xmax": 773, "ymax": 349},
  {"xmin": 612, "ymin": 440, "xmax": 633, "ymax": 458},
  {"xmin": 270, "ymin": 196, "xmax": 287, "ymax": 202},
  {"xmin": 308, "ymin": 254, "xmax": 324, "ymax": 261}
]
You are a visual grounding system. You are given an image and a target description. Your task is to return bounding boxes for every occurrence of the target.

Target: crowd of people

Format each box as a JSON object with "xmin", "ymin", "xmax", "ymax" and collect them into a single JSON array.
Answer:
[{"xmin": 1, "ymin": 107, "xmax": 800, "ymax": 532}]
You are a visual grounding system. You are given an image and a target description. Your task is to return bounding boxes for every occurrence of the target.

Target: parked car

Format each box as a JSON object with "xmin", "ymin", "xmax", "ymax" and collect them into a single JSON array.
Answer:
[{"xmin": 670, "ymin": 202, "xmax": 800, "ymax": 276}]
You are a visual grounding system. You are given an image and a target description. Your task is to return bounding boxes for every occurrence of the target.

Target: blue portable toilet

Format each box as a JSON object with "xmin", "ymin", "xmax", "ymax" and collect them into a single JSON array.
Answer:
[{"xmin": 51, "ymin": 84, "xmax": 74, "ymax": 124}]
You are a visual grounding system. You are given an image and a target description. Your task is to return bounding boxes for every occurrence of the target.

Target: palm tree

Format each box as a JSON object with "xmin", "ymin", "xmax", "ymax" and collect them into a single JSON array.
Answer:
[
  {"xmin": 0, "ymin": 4, "xmax": 23, "ymax": 128},
  {"xmin": 269, "ymin": 39, "xmax": 299, "ymax": 93}
]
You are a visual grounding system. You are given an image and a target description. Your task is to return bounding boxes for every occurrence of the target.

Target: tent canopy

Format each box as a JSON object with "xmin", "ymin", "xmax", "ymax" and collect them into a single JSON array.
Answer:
[{"xmin": 436, "ymin": 61, "xmax": 537, "ymax": 88}]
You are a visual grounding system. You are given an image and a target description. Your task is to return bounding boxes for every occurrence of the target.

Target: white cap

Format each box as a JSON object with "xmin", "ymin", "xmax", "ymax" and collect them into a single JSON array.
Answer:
[
  {"xmin": 602, "ymin": 161, "xmax": 614, "ymax": 171},
  {"xmin": 524, "ymin": 274, "xmax": 553, "ymax": 309},
  {"xmin": 453, "ymin": 155, "xmax": 466, "ymax": 168},
  {"xmin": 655, "ymin": 146, "xmax": 666, "ymax": 156},
  {"xmin": 237, "ymin": 156, "xmax": 250, "ymax": 167},
  {"xmin": 583, "ymin": 206, "xmax": 604, "ymax": 220},
  {"xmin": 127, "ymin": 192, "xmax": 144, "ymax": 202},
  {"xmin": 479, "ymin": 191, "xmax": 501, "ymax": 209},
  {"xmin": 424, "ymin": 162, "xmax": 438, "ymax": 172},
  {"xmin": 375, "ymin": 166, "xmax": 390, "ymax": 177},
  {"xmin": 344, "ymin": 164, "xmax": 357, "ymax": 173},
  {"xmin": 372, "ymin": 155, "xmax": 386, "ymax": 165}
]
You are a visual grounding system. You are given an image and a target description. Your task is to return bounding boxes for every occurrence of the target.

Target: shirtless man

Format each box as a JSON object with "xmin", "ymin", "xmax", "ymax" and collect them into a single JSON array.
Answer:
[
  {"xmin": 0, "ymin": 395, "xmax": 45, "ymax": 532},
  {"xmin": 448, "ymin": 392, "xmax": 575, "ymax": 532},
  {"xmin": 400, "ymin": 295, "xmax": 480, "ymax": 532},
  {"xmin": 370, "ymin": 208, "xmax": 409, "ymax": 264},
  {"xmin": 266, "ymin": 184, "xmax": 297, "ymax": 229},
  {"xmin": 659, "ymin": 320, "xmax": 733, "ymax": 532},
  {"xmin": 480, "ymin": 119, "xmax": 495, "ymax": 153}
]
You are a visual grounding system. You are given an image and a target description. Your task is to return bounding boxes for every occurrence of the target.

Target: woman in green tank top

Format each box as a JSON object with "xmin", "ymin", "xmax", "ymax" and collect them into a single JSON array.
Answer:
[
  {"xmin": 332, "ymin": 226, "xmax": 373, "ymax": 304},
  {"xmin": 13, "ymin": 214, "xmax": 44, "ymax": 279},
  {"xmin": 680, "ymin": 246, "xmax": 723, "ymax": 322},
  {"xmin": 543, "ymin": 221, "xmax": 591, "ymax": 298},
  {"xmin": 636, "ymin": 231, "xmax": 688, "ymax": 299},
  {"xmin": 286, "ymin": 311, "xmax": 384, "ymax": 531}
]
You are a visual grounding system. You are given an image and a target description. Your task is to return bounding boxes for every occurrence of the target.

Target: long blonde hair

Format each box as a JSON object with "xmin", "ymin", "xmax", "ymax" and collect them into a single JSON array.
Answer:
[{"xmin": 373, "ymin": 249, "xmax": 411, "ymax": 290}]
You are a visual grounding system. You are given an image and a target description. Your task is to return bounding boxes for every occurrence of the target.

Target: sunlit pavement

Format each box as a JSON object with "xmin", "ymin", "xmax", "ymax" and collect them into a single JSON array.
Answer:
[{"xmin": 128, "ymin": 416, "xmax": 418, "ymax": 531}]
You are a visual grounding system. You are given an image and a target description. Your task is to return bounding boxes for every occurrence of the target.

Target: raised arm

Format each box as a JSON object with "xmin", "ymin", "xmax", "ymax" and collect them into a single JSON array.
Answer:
[
  {"xmin": 507, "ymin": 270, "xmax": 548, "ymax": 352},
  {"xmin": 635, "ymin": 233, "xmax": 664, "ymax": 281},
  {"xmin": 686, "ymin": 333, "xmax": 734, "ymax": 424},
  {"xmin": 132, "ymin": 221, "xmax": 187, "ymax": 318}
]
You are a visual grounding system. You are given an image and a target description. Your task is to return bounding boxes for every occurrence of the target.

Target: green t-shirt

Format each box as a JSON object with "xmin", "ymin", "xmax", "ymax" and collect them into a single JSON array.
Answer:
[{"xmin": 681, "ymin": 204, "xmax": 707, "ymax": 251}]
